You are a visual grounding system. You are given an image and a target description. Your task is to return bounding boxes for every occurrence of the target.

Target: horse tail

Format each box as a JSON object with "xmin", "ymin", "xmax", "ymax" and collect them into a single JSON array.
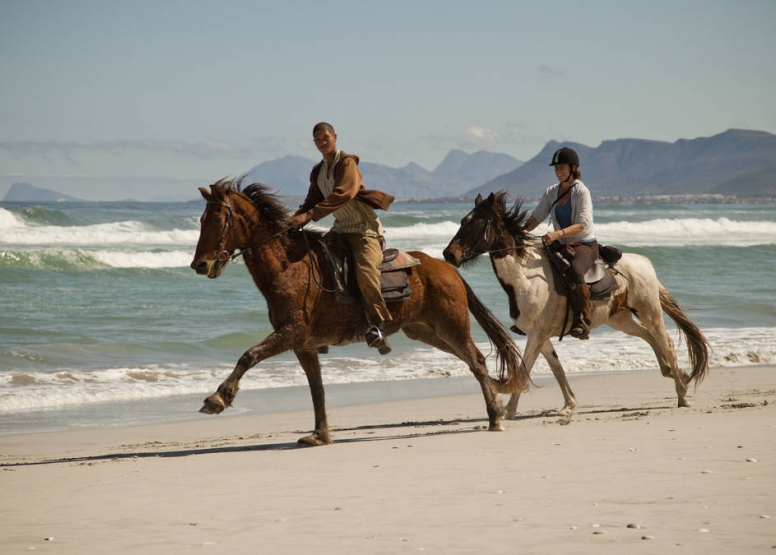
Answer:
[
  {"xmin": 462, "ymin": 278, "xmax": 528, "ymax": 394},
  {"xmin": 660, "ymin": 286, "xmax": 710, "ymax": 386}
]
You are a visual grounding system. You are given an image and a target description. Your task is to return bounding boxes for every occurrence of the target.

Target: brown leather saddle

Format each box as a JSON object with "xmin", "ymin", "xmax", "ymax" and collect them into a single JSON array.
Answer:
[
  {"xmin": 321, "ymin": 238, "xmax": 420, "ymax": 304},
  {"xmin": 546, "ymin": 241, "xmax": 622, "ymax": 300}
]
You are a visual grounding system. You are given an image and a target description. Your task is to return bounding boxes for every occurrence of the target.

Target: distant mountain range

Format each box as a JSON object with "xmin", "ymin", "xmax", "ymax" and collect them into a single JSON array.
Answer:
[
  {"xmin": 243, "ymin": 149, "xmax": 523, "ymax": 199},
  {"xmin": 471, "ymin": 129, "xmax": 776, "ymax": 199},
  {"xmin": 3, "ymin": 182, "xmax": 84, "ymax": 202},
  {"xmin": 4, "ymin": 129, "xmax": 775, "ymax": 202}
]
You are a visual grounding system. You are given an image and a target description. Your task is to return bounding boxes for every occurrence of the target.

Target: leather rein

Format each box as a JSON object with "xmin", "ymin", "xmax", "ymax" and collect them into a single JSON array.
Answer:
[
  {"xmin": 460, "ymin": 210, "xmax": 523, "ymax": 261},
  {"xmin": 206, "ymin": 196, "xmax": 293, "ymax": 267}
]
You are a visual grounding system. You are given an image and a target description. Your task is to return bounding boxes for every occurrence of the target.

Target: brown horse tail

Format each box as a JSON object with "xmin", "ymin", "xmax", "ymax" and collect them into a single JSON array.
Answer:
[
  {"xmin": 462, "ymin": 278, "xmax": 528, "ymax": 394},
  {"xmin": 659, "ymin": 286, "xmax": 710, "ymax": 386}
]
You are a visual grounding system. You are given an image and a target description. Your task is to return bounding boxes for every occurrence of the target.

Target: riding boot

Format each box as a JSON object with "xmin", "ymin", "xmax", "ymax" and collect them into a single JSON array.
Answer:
[
  {"xmin": 568, "ymin": 284, "xmax": 591, "ymax": 340},
  {"xmin": 365, "ymin": 320, "xmax": 392, "ymax": 355}
]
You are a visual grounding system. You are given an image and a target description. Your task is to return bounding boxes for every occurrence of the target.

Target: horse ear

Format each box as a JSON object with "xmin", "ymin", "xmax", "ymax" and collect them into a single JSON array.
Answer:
[
  {"xmin": 487, "ymin": 192, "xmax": 495, "ymax": 203},
  {"xmin": 475, "ymin": 193, "xmax": 483, "ymax": 205},
  {"xmin": 199, "ymin": 187, "xmax": 211, "ymax": 201}
]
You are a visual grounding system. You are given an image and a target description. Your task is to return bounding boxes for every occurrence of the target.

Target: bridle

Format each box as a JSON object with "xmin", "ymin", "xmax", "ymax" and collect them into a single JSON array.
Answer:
[
  {"xmin": 459, "ymin": 208, "xmax": 521, "ymax": 261},
  {"xmin": 205, "ymin": 194, "xmax": 293, "ymax": 270}
]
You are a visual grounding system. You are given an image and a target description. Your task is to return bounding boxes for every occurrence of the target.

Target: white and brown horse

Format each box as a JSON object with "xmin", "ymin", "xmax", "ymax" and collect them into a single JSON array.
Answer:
[
  {"xmin": 443, "ymin": 191, "xmax": 710, "ymax": 417},
  {"xmin": 190, "ymin": 180, "xmax": 526, "ymax": 445}
]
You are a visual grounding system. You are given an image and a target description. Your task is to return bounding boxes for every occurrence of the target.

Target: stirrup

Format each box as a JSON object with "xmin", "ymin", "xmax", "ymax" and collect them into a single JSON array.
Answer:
[
  {"xmin": 570, "ymin": 322, "xmax": 590, "ymax": 340},
  {"xmin": 365, "ymin": 325, "xmax": 392, "ymax": 355}
]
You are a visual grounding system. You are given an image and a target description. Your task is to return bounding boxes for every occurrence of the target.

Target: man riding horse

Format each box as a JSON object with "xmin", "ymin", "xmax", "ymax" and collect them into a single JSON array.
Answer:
[{"xmin": 289, "ymin": 122, "xmax": 393, "ymax": 355}]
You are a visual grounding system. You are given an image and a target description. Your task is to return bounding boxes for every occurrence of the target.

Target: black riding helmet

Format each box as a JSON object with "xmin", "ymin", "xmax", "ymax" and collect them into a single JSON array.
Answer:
[{"xmin": 549, "ymin": 147, "xmax": 580, "ymax": 167}]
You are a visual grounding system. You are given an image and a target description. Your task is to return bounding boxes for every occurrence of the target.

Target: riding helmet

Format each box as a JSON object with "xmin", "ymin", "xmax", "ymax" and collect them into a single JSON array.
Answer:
[{"xmin": 549, "ymin": 147, "xmax": 580, "ymax": 167}]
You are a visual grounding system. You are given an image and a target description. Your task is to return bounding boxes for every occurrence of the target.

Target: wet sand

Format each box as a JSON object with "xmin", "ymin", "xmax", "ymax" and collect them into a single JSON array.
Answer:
[{"xmin": 1, "ymin": 366, "xmax": 774, "ymax": 554}]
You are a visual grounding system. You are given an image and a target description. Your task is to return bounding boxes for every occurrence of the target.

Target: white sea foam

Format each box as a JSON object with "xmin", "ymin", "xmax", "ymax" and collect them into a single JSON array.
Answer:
[
  {"xmin": 0, "ymin": 207, "xmax": 23, "ymax": 229},
  {"xmin": 91, "ymin": 249, "xmax": 195, "ymax": 268},
  {"xmin": 1, "ymin": 327, "xmax": 773, "ymax": 414},
  {"xmin": 596, "ymin": 218, "xmax": 776, "ymax": 247},
  {"xmin": 3, "ymin": 202, "xmax": 775, "ymax": 254},
  {"xmin": 0, "ymin": 220, "xmax": 200, "ymax": 247}
]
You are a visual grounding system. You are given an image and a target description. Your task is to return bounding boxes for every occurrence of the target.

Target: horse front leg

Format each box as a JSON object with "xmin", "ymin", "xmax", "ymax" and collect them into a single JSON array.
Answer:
[
  {"xmin": 294, "ymin": 349, "xmax": 331, "ymax": 446},
  {"xmin": 540, "ymin": 339, "xmax": 577, "ymax": 416},
  {"xmin": 200, "ymin": 331, "xmax": 291, "ymax": 414}
]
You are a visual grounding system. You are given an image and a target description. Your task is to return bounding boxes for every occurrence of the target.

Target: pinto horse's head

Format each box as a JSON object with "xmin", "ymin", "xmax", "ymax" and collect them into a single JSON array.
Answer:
[
  {"xmin": 443, "ymin": 191, "xmax": 529, "ymax": 268},
  {"xmin": 190, "ymin": 179, "xmax": 242, "ymax": 279},
  {"xmin": 443, "ymin": 192, "xmax": 502, "ymax": 268}
]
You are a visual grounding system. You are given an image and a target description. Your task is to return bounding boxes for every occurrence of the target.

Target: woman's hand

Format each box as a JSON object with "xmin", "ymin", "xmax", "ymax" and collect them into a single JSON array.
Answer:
[{"xmin": 544, "ymin": 229, "xmax": 565, "ymax": 243}]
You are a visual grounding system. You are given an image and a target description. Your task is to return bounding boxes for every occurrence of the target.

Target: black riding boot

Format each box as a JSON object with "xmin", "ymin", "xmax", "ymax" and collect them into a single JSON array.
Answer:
[
  {"xmin": 365, "ymin": 321, "xmax": 391, "ymax": 355},
  {"xmin": 568, "ymin": 284, "xmax": 591, "ymax": 340}
]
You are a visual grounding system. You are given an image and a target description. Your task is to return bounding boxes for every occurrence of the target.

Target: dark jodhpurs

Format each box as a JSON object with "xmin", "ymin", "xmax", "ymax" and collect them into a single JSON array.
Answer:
[{"xmin": 569, "ymin": 241, "xmax": 598, "ymax": 285}]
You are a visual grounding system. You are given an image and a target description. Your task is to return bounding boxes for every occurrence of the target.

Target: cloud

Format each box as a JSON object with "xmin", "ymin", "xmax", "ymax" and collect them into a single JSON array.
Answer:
[
  {"xmin": 429, "ymin": 125, "xmax": 521, "ymax": 151},
  {"xmin": 536, "ymin": 64, "xmax": 566, "ymax": 80},
  {"xmin": 0, "ymin": 139, "xmax": 255, "ymax": 165}
]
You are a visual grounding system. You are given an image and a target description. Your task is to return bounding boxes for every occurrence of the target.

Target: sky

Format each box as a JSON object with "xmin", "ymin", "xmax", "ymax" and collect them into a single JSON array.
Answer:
[{"xmin": 1, "ymin": 0, "xmax": 775, "ymax": 200}]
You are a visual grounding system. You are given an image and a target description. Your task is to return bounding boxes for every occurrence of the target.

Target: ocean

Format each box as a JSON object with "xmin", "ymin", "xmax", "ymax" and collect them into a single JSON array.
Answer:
[{"xmin": 2, "ymin": 196, "xmax": 775, "ymax": 435}]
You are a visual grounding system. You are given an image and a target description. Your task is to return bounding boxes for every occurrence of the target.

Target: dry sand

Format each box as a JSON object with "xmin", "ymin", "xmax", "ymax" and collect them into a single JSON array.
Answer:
[{"xmin": 1, "ymin": 366, "xmax": 774, "ymax": 554}]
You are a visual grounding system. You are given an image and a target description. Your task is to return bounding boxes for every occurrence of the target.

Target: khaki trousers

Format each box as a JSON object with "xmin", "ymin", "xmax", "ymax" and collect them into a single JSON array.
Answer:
[{"xmin": 339, "ymin": 233, "xmax": 392, "ymax": 324}]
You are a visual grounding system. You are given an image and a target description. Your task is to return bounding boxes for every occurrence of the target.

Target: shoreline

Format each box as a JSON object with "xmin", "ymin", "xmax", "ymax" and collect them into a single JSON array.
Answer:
[
  {"xmin": 2, "ymin": 364, "xmax": 760, "ymax": 438},
  {"xmin": 2, "ymin": 366, "xmax": 774, "ymax": 554}
]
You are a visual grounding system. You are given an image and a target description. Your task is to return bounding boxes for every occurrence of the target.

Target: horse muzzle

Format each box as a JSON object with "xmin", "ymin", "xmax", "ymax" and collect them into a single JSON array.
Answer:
[
  {"xmin": 442, "ymin": 245, "xmax": 464, "ymax": 268},
  {"xmin": 190, "ymin": 254, "xmax": 226, "ymax": 279}
]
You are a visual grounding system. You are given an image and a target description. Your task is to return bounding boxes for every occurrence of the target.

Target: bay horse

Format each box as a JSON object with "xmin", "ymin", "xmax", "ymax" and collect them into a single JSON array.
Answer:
[
  {"xmin": 190, "ymin": 179, "xmax": 526, "ymax": 446},
  {"xmin": 442, "ymin": 191, "xmax": 710, "ymax": 418}
]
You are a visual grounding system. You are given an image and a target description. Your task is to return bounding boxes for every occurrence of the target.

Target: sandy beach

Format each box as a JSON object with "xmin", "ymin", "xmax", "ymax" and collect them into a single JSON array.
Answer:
[{"xmin": 1, "ymin": 365, "xmax": 774, "ymax": 554}]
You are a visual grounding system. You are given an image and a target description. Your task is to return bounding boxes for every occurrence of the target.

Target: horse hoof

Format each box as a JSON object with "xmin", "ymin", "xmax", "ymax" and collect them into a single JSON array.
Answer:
[
  {"xmin": 297, "ymin": 431, "xmax": 332, "ymax": 447},
  {"xmin": 678, "ymin": 399, "xmax": 691, "ymax": 408},
  {"xmin": 199, "ymin": 393, "xmax": 226, "ymax": 415},
  {"xmin": 488, "ymin": 423, "xmax": 505, "ymax": 432}
]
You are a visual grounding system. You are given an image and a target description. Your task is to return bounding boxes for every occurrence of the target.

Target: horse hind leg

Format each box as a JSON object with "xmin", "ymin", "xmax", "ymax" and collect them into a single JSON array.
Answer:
[
  {"xmin": 403, "ymin": 323, "xmax": 505, "ymax": 431},
  {"xmin": 607, "ymin": 310, "xmax": 690, "ymax": 407}
]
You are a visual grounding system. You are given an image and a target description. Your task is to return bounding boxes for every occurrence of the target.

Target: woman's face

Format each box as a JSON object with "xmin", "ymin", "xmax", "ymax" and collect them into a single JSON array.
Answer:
[{"xmin": 554, "ymin": 163, "xmax": 571, "ymax": 182}]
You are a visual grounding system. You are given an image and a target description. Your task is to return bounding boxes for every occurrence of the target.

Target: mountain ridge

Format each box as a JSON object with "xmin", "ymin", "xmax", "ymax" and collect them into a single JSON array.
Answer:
[
  {"xmin": 469, "ymin": 128, "xmax": 776, "ymax": 199},
  {"xmin": 3, "ymin": 129, "xmax": 774, "ymax": 202}
]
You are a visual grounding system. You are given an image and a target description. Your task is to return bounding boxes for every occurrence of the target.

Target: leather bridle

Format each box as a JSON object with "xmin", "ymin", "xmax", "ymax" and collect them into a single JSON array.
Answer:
[{"xmin": 204, "ymin": 195, "xmax": 293, "ymax": 272}]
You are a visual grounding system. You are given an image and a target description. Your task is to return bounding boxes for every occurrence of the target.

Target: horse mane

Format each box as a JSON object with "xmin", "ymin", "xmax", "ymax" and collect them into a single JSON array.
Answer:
[
  {"xmin": 490, "ymin": 191, "xmax": 536, "ymax": 256},
  {"xmin": 210, "ymin": 176, "xmax": 324, "ymax": 240},
  {"xmin": 498, "ymin": 192, "xmax": 530, "ymax": 236}
]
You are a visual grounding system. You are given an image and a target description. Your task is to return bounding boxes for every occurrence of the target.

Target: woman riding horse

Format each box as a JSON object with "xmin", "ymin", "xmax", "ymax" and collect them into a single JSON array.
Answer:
[{"xmin": 524, "ymin": 147, "xmax": 595, "ymax": 340}]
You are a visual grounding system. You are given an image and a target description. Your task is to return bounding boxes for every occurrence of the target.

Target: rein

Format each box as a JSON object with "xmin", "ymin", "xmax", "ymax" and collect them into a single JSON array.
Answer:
[
  {"xmin": 207, "ymin": 197, "xmax": 293, "ymax": 264},
  {"xmin": 206, "ymin": 193, "xmax": 338, "ymax": 295},
  {"xmin": 460, "ymin": 211, "xmax": 524, "ymax": 261}
]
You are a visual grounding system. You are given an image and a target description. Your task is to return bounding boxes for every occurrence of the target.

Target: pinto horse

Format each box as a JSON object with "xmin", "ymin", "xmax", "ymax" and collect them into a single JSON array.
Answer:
[
  {"xmin": 443, "ymin": 192, "xmax": 710, "ymax": 418},
  {"xmin": 190, "ymin": 179, "xmax": 526, "ymax": 446}
]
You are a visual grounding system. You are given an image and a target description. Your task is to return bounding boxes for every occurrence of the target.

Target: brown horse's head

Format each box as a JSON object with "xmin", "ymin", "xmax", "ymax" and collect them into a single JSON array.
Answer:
[
  {"xmin": 190, "ymin": 179, "xmax": 240, "ymax": 279},
  {"xmin": 443, "ymin": 191, "xmax": 529, "ymax": 268},
  {"xmin": 190, "ymin": 178, "xmax": 292, "ymax": 279}
]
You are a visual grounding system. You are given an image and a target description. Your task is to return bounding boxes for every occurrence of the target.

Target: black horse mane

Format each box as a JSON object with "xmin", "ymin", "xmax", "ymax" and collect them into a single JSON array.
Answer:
[
  {"xmin": 211, "ymin": 176, "xmax": 324, "ymax": 241},
  {"xmin": 486, "ymin": 191, "xmax": 533, "ymax": 247}
]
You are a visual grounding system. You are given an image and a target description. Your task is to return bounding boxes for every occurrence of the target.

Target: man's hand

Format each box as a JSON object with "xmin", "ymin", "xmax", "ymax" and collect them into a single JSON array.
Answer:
[{"xmin": 290, "ymin": 212, "xmax": 312, "ymax": 228}]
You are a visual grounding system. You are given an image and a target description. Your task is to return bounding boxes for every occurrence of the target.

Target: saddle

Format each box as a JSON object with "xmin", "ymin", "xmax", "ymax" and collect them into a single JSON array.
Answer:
[
  {"xmin": 321, "ymin": 237, "xmax": 420, "ymax": 304},
  {"xmin": 546, "ymin": 241, "xmax": 622, "ymax": 300}
]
